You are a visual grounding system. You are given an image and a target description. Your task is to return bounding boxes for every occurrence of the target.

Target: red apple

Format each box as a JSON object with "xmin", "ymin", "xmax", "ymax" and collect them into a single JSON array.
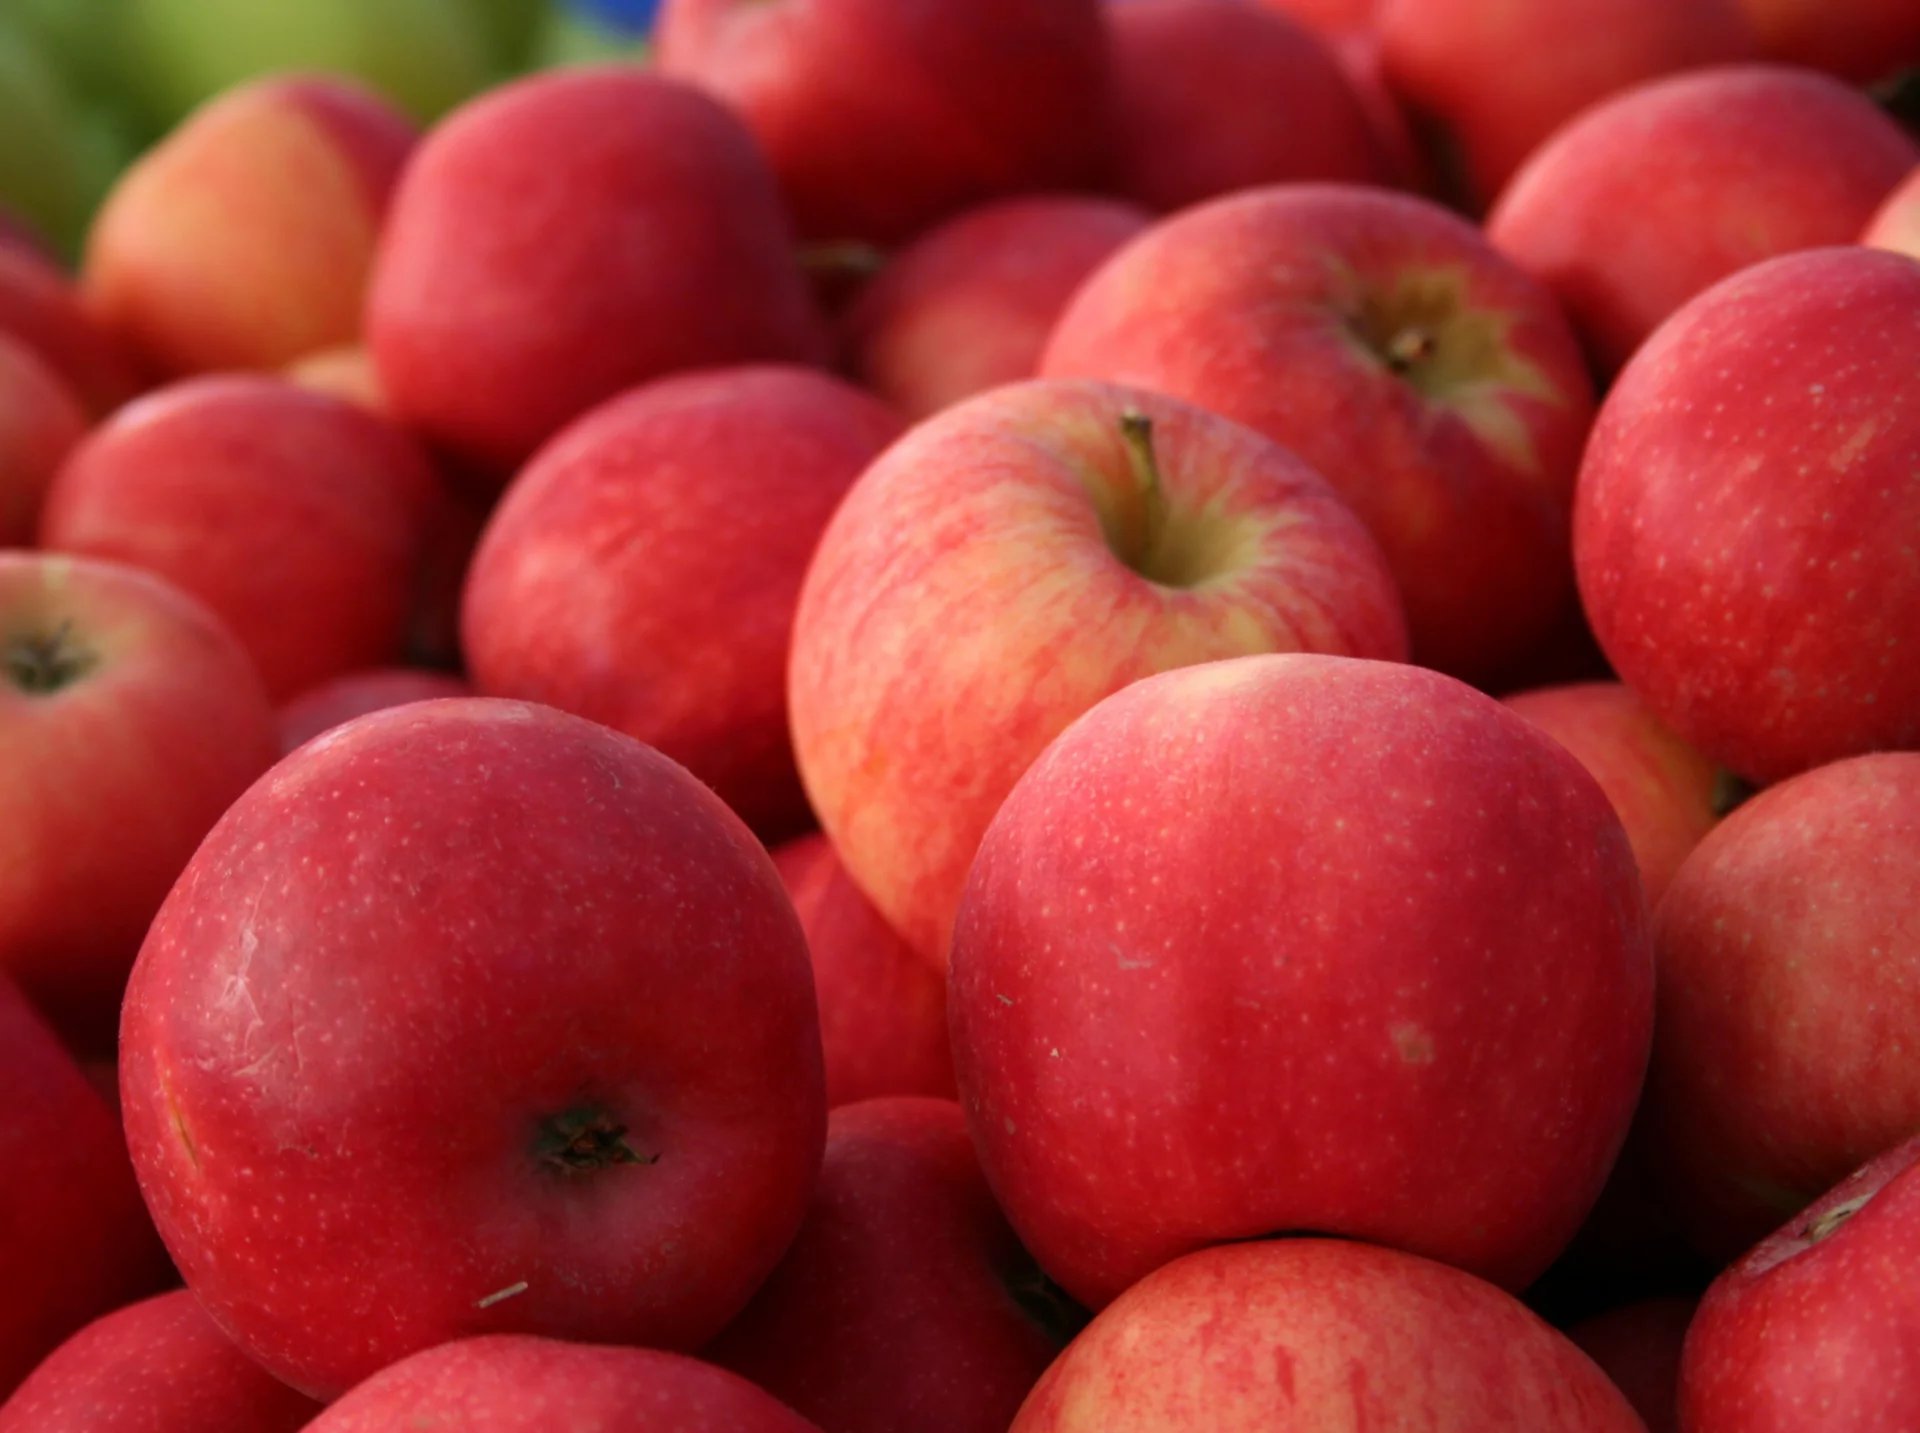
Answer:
[
  {"xmin": 367, "ymin": 68, "xmax": 826, "ymax": 482},
  {"xmin": 1736, "ymin": 0, "xmax": 1920, "ymax": 82},
  {"xmin": 0, "ymin": 552, "xmax": 277, "ymax": 1051},
  {"xmin": 276, "ymin": 666, "xmax": 471, "ymax": 753},
  {"xmin": 119, "ymin": 699, "xmax": 827, "ymax": 1398},
  {"xmin": 304, "ymin": 1337, "xmax": 822, "ymax": 1432},
  {"xmin": 950, "ymin": 654, "xmax": 1652, "ymax": 1306},
  {"xmin": 1679, "ymin": 1134, "xmax": 1920, "ymax": 1431},
  {"xmin": 1254, "ymin": 0, "xmax": 1379, "ymax": 39},
  {"xmin": 843, "ymin": 196, "xmax": 1151, "ymax": 422},
  {"xmin": 1643, "ymin": 752, "xmax": 1920, "ymax": 1262},
  {"xmin": 463, "ymin": 365, "xmax": 905, "ymax": 841},
  {"xmin": 790, "ymin": 379, "xmax": 1408, "ymax": 965},
  {"xmin": 654, "ymin": 0, "xmax": 1112, "ymax": 245},
  {"xmin": 1863, "ymin": 165, "xmax": 1920, "ymax": 260},
  {"xmin": 1567, "ymin": 1297, "xmax": 1695, "ymax": 1433},
  {"xmin": 1572, "ymin": 247, "xmax": 1920, "ymax": 784},
  {"xmin": 1011, "ymin": 1239, "xmax": 1648, "ymax": 1430},
  {"xmin": 40, "ymin": 375, "xmax": 444, "ymax": 700},
  {"xmin": 1041, "ymin": 183, "xmax": 1596, "ymax": 679},
  {"xmin": 0, "ymin": 1291, "xmax": 320, "ymax": 1433},
  {"xmin": 0, "ymin": 246, "xmax": 144, "ymax": 418},
  {"xmin": 1488, "ymin": 66, "xmax": 1917, "ymax": 374},
  {"xmin": 771, "ymin": 836, "xmax": 955, "ymax": 1108},
  {"xmin": 707, "ymin": 1098, "xmax": 1070, "ymax": 1433},
  {"xmin": 0, "ymin": 330, "xmax": 87, "ymax": 545}
]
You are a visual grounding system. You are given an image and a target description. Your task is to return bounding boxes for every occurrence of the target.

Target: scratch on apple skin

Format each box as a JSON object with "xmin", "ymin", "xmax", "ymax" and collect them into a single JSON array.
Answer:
[
  {"xmin": 165, "ymin": 1081, "xmax": 201, "ymax": 1174},
  {"xmin": 475, "ymin": 1280, "xmax": 529, "ymax": 1309}
]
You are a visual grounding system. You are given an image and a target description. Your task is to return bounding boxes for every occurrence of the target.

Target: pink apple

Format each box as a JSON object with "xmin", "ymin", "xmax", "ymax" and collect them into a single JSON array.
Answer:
[
  {"xmin": 1567, "ymin": 1297, "xmax": 1695, "ymax": 1433},
  {"xmin": 1643, "ymin": 752, "xmax": 1920, "ymax": 1262},
  {"xmin": 0, "ymin": 1291, "xmax": 320, "ymax": 1433},
  {"xmin": 463, "ymin": 366, "xmax": 905, "ymax": 841},
  {"xmin": 843, "ymin": 196, "xmax": 1151, "ymax": 422},
  {"xmin": 0, "ymin": 552, "xmax": 277, "ymax": 1052},
  {"xmin": 1011, "ymin": 1239, "xmax": 1647, "ymax": 1430},
  {"xmin": 1572, "ymin": 247, "xmax": 1920, "ymax": 784},
  {"xmin": 1488, "ymin": 66, "xmax": 1917, "ymax": 373},
  {"xmin": 790, "ymin": 378, "xmax": 1408, "ymax": 965},
  {"xmin": 0, "ymin": 330, "xmax": 86, "ymax": 546},
  {"xmin": 1863, "ymin": 165, "xmax": 1920, "ymax": 260},
  {"xmin": 1736, "ymin": 0, "xmax": 1920, "ymax": 81},
  {"xmin": 120, "ymin": 699, "xmax": 826, "ymax": 1398},
  {"xmin": 1041, "ymin": 183, "xmax": 1596, "ymax": 678},
  {"xmin": 771, "ymin": 836, "xmax": 955, "ymax": 1108},
  {"xmin": 707, "ymin": 1098, "xmax": 1070, "ymax": 1433},
  {"xmin": 276, "ymin": 666, "xmax": 471, "ymax": 754},
  {"xmin": 950, "ymin": 654, "xmax": 1652, "ymax": 1305},
  {"xmin": 654, "ymin": 0, "xmax": 1112, "ymax": 245}
]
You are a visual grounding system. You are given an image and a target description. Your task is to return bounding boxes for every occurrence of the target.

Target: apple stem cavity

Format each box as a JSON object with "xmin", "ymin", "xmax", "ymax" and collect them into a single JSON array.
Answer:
[
  {"xmin": 4, "ymin": 621, "xmax": 96, "ymax": 695},
  {"xmin": 1385, "ymin": 326, "xmax": 1438, "ymax": 374},
  {"xmin": 536, "ymin": 1109, "xmax": 659, "ymax": 1176},
  {"xmin": 1117, "ymin": 409, "xmax": 1175, "ymax": 573}
]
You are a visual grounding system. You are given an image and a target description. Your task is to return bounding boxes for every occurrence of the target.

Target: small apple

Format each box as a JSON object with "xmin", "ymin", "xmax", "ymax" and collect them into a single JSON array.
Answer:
[
  {"xmin": 0, "ymin": 244, "xmax": 145, "ymax": 416},
  {"xmin": 1567, "ymin": 1297, "xmax": 1695, "ymax": 1433},
  {"xmin": 0, "ymin": 331, "xmax": 87, "ymax": 545},
  {"xmin": 276, "ymin": 666, "xmax": 470, "ymax": 754}
]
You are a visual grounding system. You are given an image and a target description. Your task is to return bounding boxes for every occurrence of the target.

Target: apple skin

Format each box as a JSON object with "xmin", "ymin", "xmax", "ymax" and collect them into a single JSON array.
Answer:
[
  {"xmin": 119, "ymin": 698, "xmax": 827, "ymax": 1399},
  {"xmin": 39, "ymin": 375, "xmax": 444, "ymax": 700},
  {"xmin": 0, "ymin": 245, "xmax": 143, "ymax": 416},
  {"xmin": 302, "ymin": 1336, "xmax": 823, "ymax": 1433},
  {"xmin": 707, "ymin": 1098, "xmax": 1070, "ymax": 1433},
  {"xmin": 1566, "ymin": 1297, "xmax": 1695, "ymax": 1433},
  {"xmin": 951, "ymin": 653, "xmax": 1652, "ymax": 1306},
  {"xmin": 654, "ymin": 0, "xmax": 1112, "ymax": 245},
  {"xmin": 1488, "ymin": 66, "xmax": 1917, "ymax": 374},
  {"xmin": 1502, "ymin": 682, "xmax": 1722, "ymax": 908},
  {"xmin": 0, "ymin": 552, "xmax": 278, "ymax": 1053},
  {"xmin": 771, "ymin": 836, "xmax": 955, "ymax": 1108},
  {"xmin": 275, "ymin": 666, "xmax": 470, "ymax": 754},
  {"xmin": 843, "ymin": 196, "xmax": 1151, "ymax": 422},
  {"xmin": 1735, "ymin": 0, "xmax": 1920, "ymax": 82},
  {"xmin": 1642, "ymin": 752, "xmax": 1920, "ymax": 1263},
  {"xmin": 1253, "ymin": 0, "xmax": 1379, "ymax": 37},
  {"xmin": 0, "ymin": 1290, "xmax": 320, "ymax": 1433},
  {"xmin": 1011, "ymin": 1239, "xmax": 1649, "ymax": 1431},
  {"xmin": 0, "ymin": 330, "xmax": 86, "ymax": 545},
  {"xmin": 463, "ymin": 366, "xmax": 902, "ymax": 842},
  {"xmin": 1863, "ymin": 166, "xmax": 1920, "ymax": 260},
  {"xmin": 1106, "ymin": 0, "xmax": 1393, "ymax": 213},
  {"xmin": 1379, "ymin": 0, "xmax": 1757, "ymax": 211},
  {"xmin": 366, "ymin": 68, "xmax": 827, "ymax": 483},
  {"xmin": 1571, "ymin": 247, "xmax": 1920, "ymax": 785},
  {"xmin": 283, "ymin": 343, "xmax": 385, "ymax": 411},
  {"xmin": 1041, "ymin": 183, "xmax": 1596, "ymax": 680},
  {"xmin": 790, "ymin": 378, "xmax": 1409, "ymax": 966},
  {"xmin": 1679, "ymin": 1133, "xmax": 1920, "ymax": 1432}
]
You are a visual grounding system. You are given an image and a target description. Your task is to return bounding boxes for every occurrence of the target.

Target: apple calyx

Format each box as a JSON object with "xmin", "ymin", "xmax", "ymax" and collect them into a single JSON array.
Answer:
[
  {"xmin": 4, "ymin": 620, "xmax": 96, "ymax": 695},
  {"xmin": 536, "ymin": 1109, "xmax": 659, "ymax": 1176},
  {"xmin": 1803, "ymin": 1191, "xmax": 1874, "ymax": 1245}
]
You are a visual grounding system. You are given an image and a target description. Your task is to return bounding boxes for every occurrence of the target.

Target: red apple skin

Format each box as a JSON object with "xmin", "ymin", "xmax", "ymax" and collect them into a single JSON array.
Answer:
[
  {"xmin": 463, "ymin": 366, "xmax": 905, "ymax": 841},
  {"xmin": 0, "ymin": 247, "xmax": 144, "ymax": 418},
  {"xmin": 0, "ymin": 978, "xmax": 172, "ymax": 1400},
  {"xmin": 1864, "ymin": 166, "xmax": 1920, "ymax": 260},
  {"xmin": 1567, "ymin": 1297, "xmax": 1695, "ymax": 1433},
  {"xmin": 790, "ymin": 378, "xmax": 1409, "ymax": 966},
  {"xmin": 1106, "ymin": 0, "xmax": 1394, "ymax": 213},
  {"xmin": 771, "ymin": 836, "xmax": 955, "ymax": 1108},
  {"xmin": 276, "ymin": 666, "xmax": 471, "ymax": 754},
  {"xmin": 0, "ymin": 1291, "xmax": 319, "ymax": 1433},
  {"xmin": 1488, "ymin": 67, "xmax": 1917, "ymax": 374},
  {"xmin": 1643, "ymin": 753, "xmax": 1920, "ymax": 1263},
  {"xmin": 1502, "ymin": 682, "xmax": 1722, "ymax": 908},
  {"xmin": 1679, "ymin": 1134, "xmax": 1920, "ymax": 1432},
  {"xmin": 1572, "ymin": 248, "xmax": 1920, "ymax": 785},
  {"xmin": 654, "ymin": 0, "xmax": 1112, "ymax": 246},
  {"xmin": 1041, "ymin": 183, "xmax": 1596, "ymax": 680},
  {"xmin": 1254, "ymin": 0, "xmax": 1379, "ymax": 38},
  {"xmin": 1737, "ymin": 0, "xmax": 1920, "ymax": 82},
  {"xmin": 304, "ymin": 1337, "xmax": 823, "ymax": 1433},
  {"xmin": 1011, "ymin": 1240, "xmax": 1649, "ymax": 1431},
  {"xmin": 0, "ymin": 553, "xmax": 278, "ymax": 1053},
  {"xmin": 951, "ymin": 654, "xmax": 1652, "ymax": 1306},
  {"xmin": 0, "ymin": 331, "xmax": 87, "ymax": 546},
  {"xmin": 843, "ymin": 196, "xmax": 1151, "ymax": 422},
  {"xmin": 119, "ymin": 699, "xmax": 827, "ymax": 1399},
  {"xmin": 707, "ymin": 1098, "xmax": 1069, "ymax": 1433},
  {"xmin": 367, "ymin": 68, "xmax": 826, "ymax": 482},
  {"xmin": 39, "ymin": 375, "xmax": 443, "ymax": 700},
  {"xmin": 1379, "ymin": 0, "xmax": 1757, "ymax": 212}
]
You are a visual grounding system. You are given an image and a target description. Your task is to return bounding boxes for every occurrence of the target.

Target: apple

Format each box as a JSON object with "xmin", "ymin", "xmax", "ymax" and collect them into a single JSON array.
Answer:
[
  {"xmin": 950, "ymin": 653, "xmax": 1652, "ymax": 1306},
  {"xmin": 1863, "ymin": 165, "xmax": 1920, "ymax": 260},
  {"xmin": 120, "ymin": 698, "xmax": 827, "ymax": 1398},
  {"xmin": 39, "ymin": 375, "xmax": 445, "ymax": 700},
  {"xmin": 1679, "ymin": 1133, "xmax": 1920, "ymax": 1431},
  {"xmin": 367, "ymin": 68, "xmax": 827, "ymax": 483},
  {"xmin": 654, "ymin": 0, "xmax": 1113, "ymax": 245},
  {"xmin": 790, "ymin": 378, "xmax": 1408, "ymax": 965},
  {"xmin": 707, "ymin": 1098, "xmax": 1072, "ymax": 1433},
  {"xmin": 284, "ymin": 344, "xmax": 386, "ymax": 412},
  {"xmin": 0, "ymin": 552, "xmax": 277, "ymax": 1052},
  {"xmin": 0, "ymin": 331, "xmax": 87, "ymax": 545},
  {"xmin": 1010, "ymin": 1239, "xmax": 1648, "ymax": 1430},
  {"xmin": 1041, "ymin": 183, "xmax": 1596, "ymax": 679},
  {"xmin": 1735, "ymin": 0, "xmax": 1920, "ymax": 82},
  {"xmin": 82, "ymin": 75, "xmax": 416, "ymax": 380},
  {"xmin": 276, "ymin": 666, "xmax": 471, "ymax": 754},
  {"xmin": 0, "ymin": 1291, "xmax": 320, "ymax": 1432},
  {"xmin": 1572, "ymin": 247, "xmax": 1920, "ymax": 785},
  {"xmin": 771, "ymin": 836, "xmax": 955, "ymax": 1108},
  {"xmin": 1567, "ymin": 1297, "xmax": 1695, "ymax": 1433},
  {"xmin": 304, "ymin": 1337, "xmax": 823, "ymax": 1432},
  {"xmin": 1253, "ymin": 0, "xmax": 1378, "ymax": 38},
  {"xmin": 0, "ymin": 245, "xmax": 144, "ymax": 416},
  {"xmin": 1643, "ymin": 752, "xmax": 1920, "ymax": 1262},
  {"xmin": 1488, "ymin": 66, "xmax": 1917, "ymax": 374},
  {"xmin": 843, "ymin": 195, "xmax": 1151, "ymax": 422}
]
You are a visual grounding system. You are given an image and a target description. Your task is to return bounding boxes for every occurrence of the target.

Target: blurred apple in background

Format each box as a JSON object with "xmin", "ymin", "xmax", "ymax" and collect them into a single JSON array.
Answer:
[
  {"xmin": 1865, "ymin": 166, "xmax": 1920, "ymax": 258},
  {"xmin": 0, "ymin": 246, "xmax": 145, "ymax": 416},
  {"xmin": 1567, "ymin": 1297, "xmax": 1694, "ymax": 1433},
  {"xmin": 276, "ymin": 667, "xmax": 471, "ymax": 754},
  {"xmin": 0, "ymin": 333, "xmax": 88, "ymax": 546},
  {"xmin": 1735, "ymin": 0, "xmax": 1920, "ymax": 82}
]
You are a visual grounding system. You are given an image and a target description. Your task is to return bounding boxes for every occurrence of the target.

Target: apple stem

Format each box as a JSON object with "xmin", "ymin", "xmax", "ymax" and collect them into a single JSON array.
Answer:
[
  {"xmin": 3, "ymin": 622, "xmax": 94, "ymax": 695},
  {"xmin": 536, "ymin": 1110, "xmax": 658, "ymax": 1176},
  {"xmin": 1118, "ymin": 410, "xmax": 1173, "ymax": 574},
  {"xmin": 1384, "ymin": 326, "xmax": 1437, "ymax": 375}
]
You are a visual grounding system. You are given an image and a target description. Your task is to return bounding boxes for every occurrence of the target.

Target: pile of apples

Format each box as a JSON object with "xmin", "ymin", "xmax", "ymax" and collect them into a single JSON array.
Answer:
[{"xmin": 2, "ymin": 0, "xmax": 1918, "ymax": 1429}]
